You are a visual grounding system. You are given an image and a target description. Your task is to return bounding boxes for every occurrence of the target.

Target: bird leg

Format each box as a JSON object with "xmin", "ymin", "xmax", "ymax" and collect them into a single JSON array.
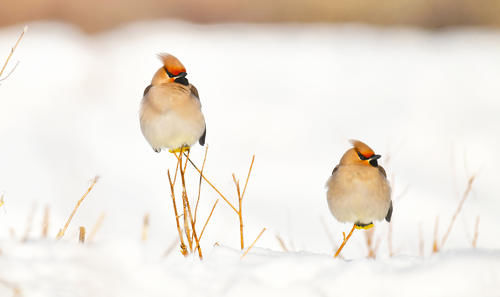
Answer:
[{"xmin": 334, "ymin": 224, "xmax": 356, "ymax": 258}]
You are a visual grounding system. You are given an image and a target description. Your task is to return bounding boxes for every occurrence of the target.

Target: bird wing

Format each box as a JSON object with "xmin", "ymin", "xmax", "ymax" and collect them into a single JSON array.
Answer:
[
  {"xmin": 385, "ymin": 200, "xmax": 393, "ymax": 222},
  {"xmin": 378, "ymin": 165, "xmax": 387, "ymax": 178},
  {"xmin": 143, "ymin": 84, "xmax": 153, "ymax": 97},
  {"xmin": 331, "ymin": 164, "xmax": 339, "ymax": 175},
  {"xmin": 190, "ymin": 84, "xmax": 200, "ymax": 103}
]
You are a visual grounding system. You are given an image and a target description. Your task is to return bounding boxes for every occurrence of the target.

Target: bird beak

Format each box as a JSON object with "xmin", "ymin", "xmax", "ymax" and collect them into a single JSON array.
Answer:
[
  {"xmin": 175, "ymin": 72, "xmax": 187, "ymax": 79},
  {"xmin": 369, "ymin": 154, "xmax": 381, "ymax": 161}
]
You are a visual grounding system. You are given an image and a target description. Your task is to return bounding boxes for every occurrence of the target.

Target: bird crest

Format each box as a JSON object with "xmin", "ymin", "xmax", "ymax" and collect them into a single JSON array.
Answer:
[
  {"xmin": 158, "ymin": 53, "xmax": 186, "ymax": 77},
  {"xmin": 349, "ymin": 139, "xmax": 375, "ymax": 159}
]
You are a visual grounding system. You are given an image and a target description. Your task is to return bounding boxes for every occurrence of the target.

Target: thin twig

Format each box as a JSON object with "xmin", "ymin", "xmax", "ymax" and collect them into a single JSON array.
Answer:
[
  {"xmin": 194, "ymin": 146, "xmax": 209, "ymax": 225},
  {"xmin": 142, "ymin": 213, "xmax": 149, "ymax": 242},
  {"xmin": 241, "ymin": 228, "xmax": 267, "ymax": 259},
  {"xmin": 167, "ymin": 170, "xmax": 188, "ymax": 256},
  {"xmin": 57, "ymin": 176, "xmax": 99, "ymax": 239},
  {"xmin": 240, "ymin": 155, "xmax": 255, "ymax": 200},
  {"xmin": 163, "ymin": 237, "xmax": 180, "ymax": 258},
  {"xmin": 0, "ymin": 26, "xmax": 27, "ymax": 80},
  {"xmin": 441, "ymin": 175, "xmax": 475, "ymax": 249},
  {"xmin": 41, "ymin": 205, "xmax": 50, "ymax": 239},
  {"xmin": 87, "ymin": 212, "xmax": 106, "ymax": 242},
  {"xmin": 79, "ymin": 226, "xmax": 86, "ymax": 243},
  {"xmin": 334, "ymin": 224, "xmax": 356, "ymax": 258},
  {"xmin": 472, "ymin": 215, "xmax": 480, "ymax": 248},
  {"xmin": 432, "ymin": 216, "xmax": 439, "ymax": 253},
  {"xmin": 275, "ymin": 234, "xmax": 289, "ymax": 252},
  {"xmin": 178, "ymin": 152, "xmax": 203, "ymax": 259},
  {"xmin": 199, "ymin": 199, "xmax": 219, "ymax": 241},
  {"xmin": 233, "ymin": 173, "xmax": 244, "ymax": 250},
  {"xmin": 183, "ymin": 152, "xmax": 238, "ymax": 214}
]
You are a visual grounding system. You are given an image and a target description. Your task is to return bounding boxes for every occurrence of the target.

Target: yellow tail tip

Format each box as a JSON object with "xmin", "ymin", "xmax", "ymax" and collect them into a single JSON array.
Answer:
[
  {"xmin": 355, "ymin": 223, "xmax": 374, "ymax": 230},
  {"xmin": 168, "ymin": 146, "xmax": 190, "ymax": 153}
]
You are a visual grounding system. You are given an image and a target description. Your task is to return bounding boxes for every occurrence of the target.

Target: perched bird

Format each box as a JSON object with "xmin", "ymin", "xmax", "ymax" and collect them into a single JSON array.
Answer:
[
  {"xmin": 326, "ymin": 140, "xmax": 392, "ymax": 229},
  {"xmin": 140, "ymin": 53, "xmax": 206, "ymax": 153}
]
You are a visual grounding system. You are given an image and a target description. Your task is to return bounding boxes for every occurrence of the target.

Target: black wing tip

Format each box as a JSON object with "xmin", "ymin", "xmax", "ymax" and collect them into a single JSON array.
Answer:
[
  {"xmin": 385, "ymin": 201, "xmax": 393, "ymax": 222},
  {"xmin": 199, "ymin": 128, "xmax": 206, "ymax": 146}
]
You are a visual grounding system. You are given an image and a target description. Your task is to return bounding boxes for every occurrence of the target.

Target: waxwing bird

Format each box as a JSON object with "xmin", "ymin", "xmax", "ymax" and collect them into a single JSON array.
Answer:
[
  {"xmin": 140, "ymin": 53, "xmax": 206, "ymax": 153},
  {"xmin": 326, "ymin": 140, "xmax": 392, "ymax": 230}
]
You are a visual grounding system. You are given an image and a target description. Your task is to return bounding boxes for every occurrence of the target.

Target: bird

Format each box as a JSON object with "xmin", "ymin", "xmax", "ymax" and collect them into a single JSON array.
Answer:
[
  {"xmin": 326, "ymin": 140, "xmax": 392, "ymax": 230},
  {"xmin": 140, "ymin": 53, "xmax": 206, "ymax": 153}
]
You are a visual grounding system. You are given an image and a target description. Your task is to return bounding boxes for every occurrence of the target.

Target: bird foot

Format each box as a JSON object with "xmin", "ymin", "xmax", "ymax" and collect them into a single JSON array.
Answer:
[
  {"xmin": 355, "ymin": 223, "xmax": 374, "ymax": 230},
  {"xmin": 169, "ymin": 146, "xmax": 190, "ymax": 154}
]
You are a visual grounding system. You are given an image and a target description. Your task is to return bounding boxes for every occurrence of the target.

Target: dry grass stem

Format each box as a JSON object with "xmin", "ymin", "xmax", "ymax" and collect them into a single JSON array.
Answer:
[
  {"xmin": 334, "ymin": 224, "xmax": 356, "ymax": 258},
  {"xmin": 87, "ymin": 212, "xmax": 106, "ymax": 242},
  {"xmin": 0, "ymin": 26, "xmax": 27, "ymax": 81},
  {"xmin": 275, "ymin": 234, "xmax": 289, "ymax": 252},
  {"xmin": 177, "ymin": 152, "xmax": 203, "ymax": 259},
  {"xmin": 472, "ymin": 215, "xmax": 480, "ymax": 248},
  {"xmin": 194, "ymin": 146, "xmax": 209, "ymax": 224},
  {"xmin": 142, "ymin": 213, "xmax": 149, "ymax": 242},
  {"xmin": 364, "ymin": 227, "xmax": 377, "ymax": 258},
  {"xmin": 21, "ymin": 203, "xmax": 37, "ymax": 242},
  {"xmin": 41, "ymin": 205, "xmax": 50, "ymax": 238},
  {"xmin": 441, "ymin": 175, "xmax": 475, "ymax": 250},
  {"xmin": 432, "ymin": 216, "xmax": 440, "ymax": 253},
  {"xmin": 241, "ymin": 227, "xmax": 267, "ymax": 259},
  {"xmin": 232, "ymin": 173, "xmax": 244, "ymax": 250},
  {"xmin": 183, "ymin": 152, "xmax": 238, "ymax": 213},
  {"xmin": 79, "ymin": 226, "xmax": 86, "ymax": 243},
  {"xmin": 240, "ymin": 155, "xmax": 255, "ymax": 200},
  {"xmin": 388, "ymin": 221, "xmax": 394, "ymax": 257},
  {"xmin": 167, "ymin": 170, "xmax": 188, "ymax": 256},
  {"xmin": 57, "ymin": 176, "xmax": 99, "ymax": 239},
  {"xmin": 163, "ymin": 237, "xmax": 180, "ymax": 258},
  {"xmin": 199, "ymin": 199, "xmax": 219, "ymax": 241},
  {"xmin": 0, "ymin": 278, "xmax": 22, "ymax": 297}
]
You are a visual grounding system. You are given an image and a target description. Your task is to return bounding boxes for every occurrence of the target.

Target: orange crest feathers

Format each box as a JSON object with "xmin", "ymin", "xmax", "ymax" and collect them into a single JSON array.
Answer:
[
  {"xmin": 349, "ymin": 139, "xmax": 375, "ymax": 158},
  {"xmin": 158, "ymin": 53, "xmax": 186, "ymax": 76}
]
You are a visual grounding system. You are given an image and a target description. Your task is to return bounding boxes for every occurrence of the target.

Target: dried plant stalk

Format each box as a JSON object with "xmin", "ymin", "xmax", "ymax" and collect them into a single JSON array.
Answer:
[
  {"xmin": 142, "ymin": 213, "xmax": 149, "ymax": 242},
  {"xmin": 432, "ymin": 216, "xmax": 439, "ymax": 253},
  {"xmin": 194, "ymin": 146, "xmax": 209, "ymax": 224},
  {"xmin": 241, "ymin": 155, "xmax": 255, "ymax": 200},
  {"xmin": 177, "ymin": 152, "xmax": 203, "ymax": 259},
  {"xmin": 365, "ymin": 227, "xmax": 376, "ymax": 258},
  {"xmin": 320, "ymin": 217, "xmax": 338, "ymax": 253},
  {"xmin": 241, "ymin": 227, "xmax": 267, "ymax": 259},
  {"xmin": 79, "ymin": 226, "xmax": 86, "ymax": 243},
  {"xmin": 183, "ymin": 153, "xmax": 238, "ymax": 213},
  {"xmin": 199, "ymin": 199, "xmax": 219, "ymax": 241},
  {"xmin": 334, "ymin": 224, "xmax": 356, "ymax": 258},
  {"xmin": 163, "ymin": 237, "xmax": 180, "ymax": 258},
  {"xmin": 441, "ymin": 175, "xmax": 475, "ymax": 250},
  {"xmin": 87, "ymin": 212, "xmax": 106, "ymax": 242},
  {"xmin": 0, "ymin": 26, "xmax": 27, "ymax": 80},
  {"xmin": 41, "ymin": 205, "xmax": 50, "ymax": 238},
  {"xmin": 167, "ymin": 170, "xmax": 188, "ymax": 257},
  {"xmin": 232, "ymin": 173, "xmax": 244, "ymax": 250},
  {"xmin": 275, "ymin": 234, "xmax": 289, "ymax": 252},
  {"xmin": 388, "ymin": 221, "xmax": 394, "ymax": 257},
  {"xmin": 57, "ymin": 176, "xmax": 99, "ymax": 239},
  {"xmin": 472, "ymin": 215, "xmax": 480, "ymax": 248}
]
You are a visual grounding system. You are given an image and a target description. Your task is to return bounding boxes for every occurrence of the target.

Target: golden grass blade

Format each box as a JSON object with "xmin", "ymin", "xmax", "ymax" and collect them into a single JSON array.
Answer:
[
  {"xmin": 183, "ymin": 152, "xmax": 238, "ymax": 214},
  {"xmin": 41, "ymin": 205, "xmax": 50, "ymax": 239},
  {"xmin": 432, "ymin": 216, "xmax": 439, "ymax": 253},
  {"xmin": 334, "ymin": 224, "xmax": 356, "ymax": 258},
  {"xmin": 275, "ymin": 234, "xmax": 289, "ymax": 252},
  {"xmin": 79, "ymin": 226, "xmax": 86, "ymax": 243},
  {"xmin": 472, "ymin": 215, "xmax": 480, "ymax": 248},
  {"xmin": 167, "ymin": 170, "xmax": 188, "ymax": 256},
  {"xmin": 441, "ymin": 175, "xmax": 475, "ymax": 250},
  {"xmin": 0, "ymin": 25, "xmax": 27, "ymax": 80},
  {"xmin": 241, "ymin": 227, "xmax": 266, "ymax": 259},
  {"xmin": 57, "ymin": 176, "xmax": 99, "ymax": 239},
  {"xmin": 232, "ymin": 173, "xmax": 244, "ymax": 250},
  {"xmin": 142, "ymin": 213, "xmax": 149, "ymax": 242},
  {"xmin": 194, "ymin": 145, "xmax": 209, "ymax": 224},
  {"xmin": 240, "ymin": 155, "xmax": 255, "ymax": 200},
  {"xmin": 199, "ymin": 199, "xmax": 219, "ymax": 241},
  {"xmin": 87, "ymin": 212, "xmax": 106, "ymax": 243}
]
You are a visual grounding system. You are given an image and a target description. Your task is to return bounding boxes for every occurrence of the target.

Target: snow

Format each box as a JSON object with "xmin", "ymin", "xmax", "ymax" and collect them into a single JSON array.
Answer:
[{"xmin": 0, "ymin": 21, "xmax": 500, "ymax": 296}]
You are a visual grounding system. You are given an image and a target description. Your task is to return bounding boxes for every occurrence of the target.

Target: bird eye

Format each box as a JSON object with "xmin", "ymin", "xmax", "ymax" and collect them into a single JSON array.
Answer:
[
  {"xmin": 357, "ymin": 151, "xmax": 369, "ymax": 160},
  {"xmin": 164, "ymin": 67, "xmax": 174, "ymax": 78}
]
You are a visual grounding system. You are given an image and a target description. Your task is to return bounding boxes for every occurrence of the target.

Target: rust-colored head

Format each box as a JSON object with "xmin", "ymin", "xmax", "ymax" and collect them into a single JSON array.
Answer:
[
  {"xmin": 151, "ymin": 53, "xmax": 189, "ymax": 85},
  {"xmin": 339, "ymin": 139, "xmax": 381, "ymax": 167}
]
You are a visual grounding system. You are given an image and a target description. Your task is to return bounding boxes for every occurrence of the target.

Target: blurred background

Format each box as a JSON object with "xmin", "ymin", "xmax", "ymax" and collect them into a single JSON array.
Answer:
[{"xmin": 2, "ymin": 0, "xmax": 500, "ymax": 32}]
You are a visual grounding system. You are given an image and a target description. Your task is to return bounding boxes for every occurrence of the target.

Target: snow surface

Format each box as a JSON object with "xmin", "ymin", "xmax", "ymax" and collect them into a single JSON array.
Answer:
[{"xmin": 0, "ymin": 21, "xmax": 500, "ymax": 296}]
